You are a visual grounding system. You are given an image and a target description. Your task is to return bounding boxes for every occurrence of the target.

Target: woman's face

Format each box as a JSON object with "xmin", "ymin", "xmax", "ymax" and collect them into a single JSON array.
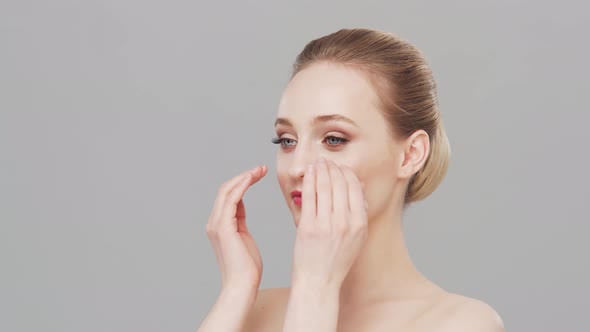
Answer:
[{"xmin": 274, "ymin": 62, "xmax": 407, "ymax": 226}]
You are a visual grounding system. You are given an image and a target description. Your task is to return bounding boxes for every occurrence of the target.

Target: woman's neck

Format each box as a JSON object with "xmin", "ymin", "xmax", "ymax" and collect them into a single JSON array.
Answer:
[{"xmin": 337, "ymin": 206, "xmax": 438, "ymax": 307}]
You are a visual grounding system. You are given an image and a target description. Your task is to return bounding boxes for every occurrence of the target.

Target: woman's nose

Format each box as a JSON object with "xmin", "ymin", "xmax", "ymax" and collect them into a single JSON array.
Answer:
[
  {"xmin": 288, "ymin": 162, "xmax": 308, "ymax": 179},
  {"xmin": 288, "ymin": 156, "xmax": 318, "ymax": 179}
]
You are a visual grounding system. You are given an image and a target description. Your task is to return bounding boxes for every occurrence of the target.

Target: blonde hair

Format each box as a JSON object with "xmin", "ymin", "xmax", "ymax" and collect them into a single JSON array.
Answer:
[{"xmin": 290, "ymin": 28, "xmax": 451, "ymax": 204}]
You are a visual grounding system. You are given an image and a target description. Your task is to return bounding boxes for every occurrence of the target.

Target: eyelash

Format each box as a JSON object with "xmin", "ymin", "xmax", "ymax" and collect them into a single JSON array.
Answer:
[{"xmin": 271, "ymin": 135, "xmax": 350, "ymax": 148}]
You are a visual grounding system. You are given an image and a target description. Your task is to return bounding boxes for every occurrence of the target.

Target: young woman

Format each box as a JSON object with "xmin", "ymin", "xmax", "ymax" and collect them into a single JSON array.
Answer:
[{"xmin": 198, "ymin": 28, "xmax": 504, "ymax": 332}]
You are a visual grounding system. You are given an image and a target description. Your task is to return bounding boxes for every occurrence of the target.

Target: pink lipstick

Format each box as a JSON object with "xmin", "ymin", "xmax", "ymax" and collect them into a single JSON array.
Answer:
[{"xmin": 291, "ymin": 190, "xmax": 302, "ymax": 206}]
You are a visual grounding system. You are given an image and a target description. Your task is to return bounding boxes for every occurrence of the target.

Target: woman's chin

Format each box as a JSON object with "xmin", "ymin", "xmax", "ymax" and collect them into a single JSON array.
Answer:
[
  {"xmin": 290, "ymin": 211, "xmax": 300, "ymax": 227},
  {"xmin": 286, "ymin": 198, "xmax": 301, "ymax": 226}
]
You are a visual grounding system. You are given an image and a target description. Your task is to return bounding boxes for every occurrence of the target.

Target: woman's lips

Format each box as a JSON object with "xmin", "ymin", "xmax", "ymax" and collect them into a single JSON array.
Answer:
[{"xmin": 291, "ymin": 190, "xmax": 302, "ymax": 206}]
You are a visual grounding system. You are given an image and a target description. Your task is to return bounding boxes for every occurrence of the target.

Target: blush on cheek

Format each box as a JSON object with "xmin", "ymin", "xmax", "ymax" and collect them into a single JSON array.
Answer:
[{"xmin": 345, "ymin": 165, "xmax": 365, "ymax": 187}]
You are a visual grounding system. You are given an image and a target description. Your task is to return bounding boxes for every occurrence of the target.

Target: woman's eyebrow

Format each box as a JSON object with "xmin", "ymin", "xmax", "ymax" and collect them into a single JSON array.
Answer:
[{"xmin": 274, "ymin": 114, "xmax": 359, "ymax": 128}]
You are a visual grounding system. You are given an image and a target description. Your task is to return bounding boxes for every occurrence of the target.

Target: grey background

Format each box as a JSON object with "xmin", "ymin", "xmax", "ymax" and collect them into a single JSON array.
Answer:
[{"xmin": 1, "ymin": 0, "xmax": 588, "ymax": 331}]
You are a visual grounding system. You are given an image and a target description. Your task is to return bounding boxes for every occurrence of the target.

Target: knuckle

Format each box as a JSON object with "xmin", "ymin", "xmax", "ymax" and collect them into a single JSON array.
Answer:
[
  {"xmin": 334, "ymin": 221, "xmax": 349, "ymax": 234},
  {"xmin": 228, "ymin": 185, "xmax": 243, "ymax": 199},
  {"xmin": 351, "ymin": 221, "xmax": 367, "ymax": 234},
  {"xmin": 205, "ymin": 223, "xmax": 216, "ymax": 235},
  {"xmin": 218, "ymin": 182, "xmax": 230, "ymax": 196},
  {"xmin": 206, "ymin": 229, "xmax": 218, "ymax": 240}
]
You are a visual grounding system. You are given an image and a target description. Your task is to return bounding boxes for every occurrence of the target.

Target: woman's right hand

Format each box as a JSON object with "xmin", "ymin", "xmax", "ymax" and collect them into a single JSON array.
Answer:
[{"xmin": 205, "ymin": 165, "xmax": 268, "ymax": 291}]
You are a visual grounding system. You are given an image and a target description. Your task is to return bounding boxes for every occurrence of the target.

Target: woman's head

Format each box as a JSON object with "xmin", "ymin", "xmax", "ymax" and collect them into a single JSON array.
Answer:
[{"xmin": 274, "ymin": 28, "xmax": 450, "ymax": 225}]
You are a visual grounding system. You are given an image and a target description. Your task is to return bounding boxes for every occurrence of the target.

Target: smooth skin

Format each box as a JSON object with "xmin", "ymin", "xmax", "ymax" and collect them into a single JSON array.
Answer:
[
  {"xmin": 197, "ymin": 62, "xmax": 505, "ymax": 332},
  {"xmin": 198, "ymin": 165, "xmax": 267, "ymax": 332},
  {"xmin": 282, "ymin": 158, "xmax": 369, "ymax": 332}
]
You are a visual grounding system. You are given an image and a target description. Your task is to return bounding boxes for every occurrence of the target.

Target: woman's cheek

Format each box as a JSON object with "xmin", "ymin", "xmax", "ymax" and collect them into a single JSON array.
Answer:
[
  {"xmin": 275, "ymin": 159, "xmax": 287, "ymax": 188},
  {"xmin": 275, "ymin": 153, "xmax": 288, "ymax": 173},
  {"xmin": 346, "ymin": 164, "xmax": 370, "ymax": 205},
  {"xmin": 338, "ymin": 161, "xmax": 365, "ymax": 186}
]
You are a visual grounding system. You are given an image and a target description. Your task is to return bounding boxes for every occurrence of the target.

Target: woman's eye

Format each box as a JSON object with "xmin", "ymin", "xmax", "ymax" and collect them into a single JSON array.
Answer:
[
  {"xmin": 271, "ymin": 135, "xmax": 349, "ymax": 149},
  {"xmin": 324, "ymin": 135, "xmax": 349, "ymax": 146},
  {"xmin": 271, "ymin": 137, "xmax": 296, "ymax": 147},
  {"xmin": 281, "ymin": 138, "xmax": 296, "ymax": 147}
]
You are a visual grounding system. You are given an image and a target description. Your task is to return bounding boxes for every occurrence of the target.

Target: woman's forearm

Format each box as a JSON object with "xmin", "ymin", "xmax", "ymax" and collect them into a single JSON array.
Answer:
[
  {"xmin": 282, "ymin": 282, "xmax": 341, "ymax": 332},
  {"xmin": 197, "ymin": 285, "xmax": 258, "ymax": 332}
]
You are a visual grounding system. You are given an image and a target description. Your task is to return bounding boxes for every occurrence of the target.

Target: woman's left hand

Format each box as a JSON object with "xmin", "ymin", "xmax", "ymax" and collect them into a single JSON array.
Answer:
[{"xmin": 290, "ymin": 158, "xmax": 369, "ymax": 290}]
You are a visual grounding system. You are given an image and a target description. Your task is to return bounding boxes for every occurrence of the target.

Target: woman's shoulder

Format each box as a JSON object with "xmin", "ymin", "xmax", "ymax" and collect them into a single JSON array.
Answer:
[
  {"xmin": 242, "ymin": 287, "xmax": 290, "ymax": 332},
  {"xmin": 242, "ymin": 287, "xmax": 504, "ymax": 332},
  {"xmin": 425, "ymin": 292, "xmax": 505, "ymax": 332}
]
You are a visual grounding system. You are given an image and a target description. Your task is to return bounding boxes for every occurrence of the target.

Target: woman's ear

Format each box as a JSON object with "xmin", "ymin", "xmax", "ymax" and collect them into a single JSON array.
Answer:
[{"xmin": 398, "ymin": 129, "xmax": 430, "ymax": 180}]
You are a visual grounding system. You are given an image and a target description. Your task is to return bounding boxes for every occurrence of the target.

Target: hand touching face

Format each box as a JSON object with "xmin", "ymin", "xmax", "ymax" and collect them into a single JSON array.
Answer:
[
  {"xmin": 275, "ymin": 62, "xmax": 403, "ymax": 228},
  {"xmin": 290, "ymin": 158, "xmax": 369, "ymax": 288}
]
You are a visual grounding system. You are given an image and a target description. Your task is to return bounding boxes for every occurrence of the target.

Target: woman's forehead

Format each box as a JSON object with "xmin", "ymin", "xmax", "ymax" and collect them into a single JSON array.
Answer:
[{"xmin": 277, "ymin": 65, "xmax": 381, "ymax": 123}]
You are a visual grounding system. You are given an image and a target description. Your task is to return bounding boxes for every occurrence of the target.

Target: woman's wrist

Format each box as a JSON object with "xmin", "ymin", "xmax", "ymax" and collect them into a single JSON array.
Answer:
[
  {"xmin": 291, "ymin": 282, "xmax": 340, "ymax": 302},
  {"xmin": 283, "ymin": 281, "xmax": 341, "ymax": 332},
  {"xmin": 291, "ymin": 277, "xmax": 342, "ymax": 296},
  {"xmin": 219, "ymin": 283, "xmax": 259, "ymax": 307},
  {"xmin": 197, "ymin": 284, "xmax": 259, "ymax": 332}
]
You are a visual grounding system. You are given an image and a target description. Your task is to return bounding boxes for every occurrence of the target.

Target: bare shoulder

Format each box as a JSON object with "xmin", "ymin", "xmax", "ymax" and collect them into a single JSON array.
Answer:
[
  {"xmin": 432, "ymin": 293, "xmax": 505, "ymax": 332},
  {"xmin": 242, "ymin": 287, "xmax": 290, "ymax": 332}
]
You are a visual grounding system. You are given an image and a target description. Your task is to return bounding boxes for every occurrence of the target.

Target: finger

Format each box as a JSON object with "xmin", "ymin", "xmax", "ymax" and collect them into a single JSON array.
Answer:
[
  {"xmin": 234, "ymin": 167, "xmax": 268, "ymax": 224},
  {"xmin": 209, "ymin": 172, "xmax": 250, "ymax": 227},
  {"xmin": 242, "ymin": 165, "xmax": 267, "ymax": 188},
  {"xmin": 341, "ymin": 166, "xmax": 367, "ymax": 222},
  {"xmin": 210, "ymin": 165, "xmax": 265, "ymax": 226},
  {"xmin": 220, "ymin": 165, "xmax": 268, "ymax": 227},
  {"xmin": 327, "ymin": 160, "xmax": 348, "ymax": 216},
  {"xmin": 218, "ymin": 172, "xmax": 252, "ymax": 227},
  {"xmin": 315, "ymin": 158, "xmax": 332, "ymax": 225},
  {"xmin": 236, "ymin": 199, "xmax": 250, "ymax": 233},
  {"xmin": 301, "ymin": 162, "xmax": 316, "ymax": 225}
]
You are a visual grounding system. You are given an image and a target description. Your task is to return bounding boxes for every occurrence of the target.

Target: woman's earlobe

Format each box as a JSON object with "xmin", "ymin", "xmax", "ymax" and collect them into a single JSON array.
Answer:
[
  {"xmin": 398, "ymin": 143, "xmax": 416, "ymax": 180},
  {"xmin": 397, "ymin": 155, "xmax": 414, "ymax": 180}
]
